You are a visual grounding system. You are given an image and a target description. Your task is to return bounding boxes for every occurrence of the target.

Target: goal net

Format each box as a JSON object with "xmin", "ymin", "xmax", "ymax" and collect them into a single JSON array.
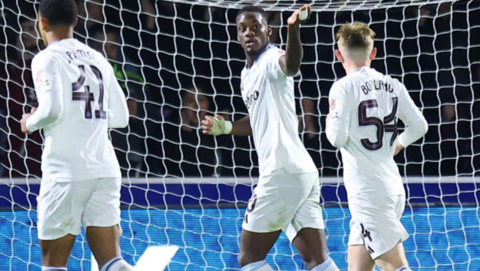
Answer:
[{"xmin": 0, "ymin": 0, "xmax": 479, "ymax": 270}]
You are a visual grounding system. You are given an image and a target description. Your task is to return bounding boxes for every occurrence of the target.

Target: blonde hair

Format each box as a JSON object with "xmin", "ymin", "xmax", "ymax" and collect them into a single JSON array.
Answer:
[{"xmin": 336, "ymin": 22, "xmax": 375, "ymax": 61}]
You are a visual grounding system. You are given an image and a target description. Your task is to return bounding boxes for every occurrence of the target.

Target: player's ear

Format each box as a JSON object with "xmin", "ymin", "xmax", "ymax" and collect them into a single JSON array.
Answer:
[
  {"xmin": 335, "ymin": 49, "xmax": 344, "ymax": 63},
  {"xmin": 267, "ymin": 25, "xmax": 272, "ymax": 37},
  {"xmin": 40, "ymin": 17, "xmax": 48, "ymax": 31},
  {"xmin": 370, "ymin": 47, "xmax": 377, "ymax": 60},
  {"xmin": 73, "ymin": 18, "xmax": 78, "ymax": 28}
]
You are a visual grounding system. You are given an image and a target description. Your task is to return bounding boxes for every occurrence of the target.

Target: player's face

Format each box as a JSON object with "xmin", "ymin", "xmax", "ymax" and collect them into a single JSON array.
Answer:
[{"xmin": 237, "ymin": 12, "xmax": 271, "ymax": 55}]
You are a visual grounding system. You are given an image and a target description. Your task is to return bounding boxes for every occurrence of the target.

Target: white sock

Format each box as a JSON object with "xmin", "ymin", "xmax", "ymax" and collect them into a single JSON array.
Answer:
[
  {"xmin": 242, "ymin": 260, "xmax": 275, "ymax": 271},
  {"xmin": 100, "ymin": 257, "xmax": 134, "ymax": 271},
  {"xmin": 395, "ymin": 267, "xmax": 412, "ymax": 271},
  {"xmin": 310, "ymin": 258, "xmax": 340, "ymax": 271},
  {"xmin": 42, "ymin": 267, "xmax": 67, "ymax": 271}
]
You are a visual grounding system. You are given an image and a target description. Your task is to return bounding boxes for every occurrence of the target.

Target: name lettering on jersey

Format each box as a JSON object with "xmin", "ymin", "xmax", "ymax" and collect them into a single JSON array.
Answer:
[
  {"xmin": 244, "ymin": 90, "xmax": 259, "ymax": 109},
  {"xmin": 361, "ymin": 80, "xmax": 394, "ymax": 95},
  {"xmin": 63, "ymin": 50, "xmax": 97, "ymax": 64}
]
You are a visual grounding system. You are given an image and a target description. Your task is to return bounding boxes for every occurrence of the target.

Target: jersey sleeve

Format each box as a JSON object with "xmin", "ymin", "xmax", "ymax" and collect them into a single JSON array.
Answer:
[
  {"xmin": 26, "ymin": 52, "xmax": 64, "ymax": 132},
  {"xmin": 396, "ymin": 82, "xmax": 428, "ymax": 147},
  {"xmin": 106, "ymin": 64, "xmax": 129, "ymax": 128},
  {"xmin": 31, "ymin": 51, "xmax": 63, "ymax": 96},
  {"xmin": 326, "ymin": 81, "xmax": 353, "ymax": 148},
  {"xmin": 265, "ymin": 49, "xmax": 289, "ymax": 80}
]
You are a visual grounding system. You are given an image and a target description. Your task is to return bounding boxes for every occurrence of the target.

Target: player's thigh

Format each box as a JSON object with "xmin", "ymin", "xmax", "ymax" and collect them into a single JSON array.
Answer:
[
  {"xmin": 242, "ymin": 170, "xmax": 310, "ymax": 235},
  {"xmin": 240, "ymin": 170, "xmax": 310, "ymax": 264},
  {"xmin": 86, "ymin": 225, "xmax": 122, "ymax": 268},
  {"xmin": 40, "ymin": 234, "xmax": 77, "ymax": 266},
  {"xmin": 37, "ymin": 178, "xmax": 96, "ymax": 265},
  {"xmin": 82, "ymin": 178, "xmax": 121, "ymax": 228},
  {"xmin": 289, "ymin": 174, "xmax": 328, "ymax": 267},
  {"xmin": 348, "ymin": 195, "xmax": 409, "ymax": 262},
  {"xmin": 37, "ymin": 178, "xmax": 94, "ymax": 240},
  {"xmin": 375, "ymin": 242, "xmax": 408, "ymax": 271},
  {"xmin": 348, "ymin": 245, "xmax": 375, "ymax": 271},
  {"xmin": 292, "ymin": 228, "xmax": 329, "ymax": 269},
  {"xmin": 83, "ymin": 178, "xmax": 122, "ymax": 266},
  {"xmin": 239, "ymin": 228, "xmax": 282, "ymax": 267}
]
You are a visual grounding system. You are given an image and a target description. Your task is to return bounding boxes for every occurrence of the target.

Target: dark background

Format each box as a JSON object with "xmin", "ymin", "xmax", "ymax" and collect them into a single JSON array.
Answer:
[{"xmin": 0, "ymin": 0, "xmax": 479, "ymax": 180}]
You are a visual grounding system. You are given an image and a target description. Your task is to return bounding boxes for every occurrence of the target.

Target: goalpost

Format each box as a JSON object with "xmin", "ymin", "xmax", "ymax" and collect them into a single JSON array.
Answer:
[{"xmin": 0, "ymin": 0, "xmax": 479, "ymax": 270}]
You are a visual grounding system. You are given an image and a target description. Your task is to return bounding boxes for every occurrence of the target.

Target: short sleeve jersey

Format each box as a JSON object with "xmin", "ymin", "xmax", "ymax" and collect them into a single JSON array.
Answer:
[
  {"xmin": 240, "ymin": 45, "xmax": 317, "ymax": 176},
  {"xmin": 31, "ymin": 38, "xmax": 123, "ymax": 181}
]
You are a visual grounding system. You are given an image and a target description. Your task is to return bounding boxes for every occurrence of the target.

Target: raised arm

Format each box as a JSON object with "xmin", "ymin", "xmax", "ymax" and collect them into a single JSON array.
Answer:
[
  {"xmin": 201, "ymin": 115, "xmax": 252, "ymax": 136},
  {"xmin": 395, "ymin": 84, "xmax": 428, "ymax": 155},
  {"xmin": 279, "ymin": 5, "xmax": 311, "ymax": 76}
]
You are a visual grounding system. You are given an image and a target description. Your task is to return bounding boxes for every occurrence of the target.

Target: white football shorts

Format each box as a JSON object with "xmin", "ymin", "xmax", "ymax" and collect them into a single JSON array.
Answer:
[
  {"xmin": 348, "ymin": 194, "xmax": 409, "ymax": 259},
  {"xmin": 241, "ymin": 168, "xmax": 325, "ymax": 242},
  {"xmin": 37, "ymin": 177, "xmax": 121, "ymax": 240}
]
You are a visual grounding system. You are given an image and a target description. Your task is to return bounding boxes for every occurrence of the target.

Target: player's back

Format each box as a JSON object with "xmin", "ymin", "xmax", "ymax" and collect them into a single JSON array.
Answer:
[
  {"xmin": 333, "ymin": 67, "xmax": 408, "ymax": 197},
  {"xmin": 33, "ymin": 38, "xmax": 126, "ymax": 181}
]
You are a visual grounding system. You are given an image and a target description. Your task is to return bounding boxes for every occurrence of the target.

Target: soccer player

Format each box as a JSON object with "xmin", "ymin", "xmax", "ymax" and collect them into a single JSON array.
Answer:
[
  {"xmin": 325, "ymin": 22, "xmax": 428, "ymax": 271},
  {"xmin": 201, "ymin": 5, "xmax": 339, "ymax": 271},
  {"xmin": 19, "ymin": 0, "xmax": 132, "ymax": 270}
]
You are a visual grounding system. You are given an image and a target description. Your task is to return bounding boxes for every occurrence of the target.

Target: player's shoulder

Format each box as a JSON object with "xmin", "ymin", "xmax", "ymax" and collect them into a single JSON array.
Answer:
[
  {"xmin": 261, "ymin": 45, "xmax": 285, "ymax": 64},
  {"xmin": 31, "ymin": 47, "xmax": 58, "ymax": 69},
  {"xmin": 331, "ymin": 75, "xmax": 351, "ymax": 94},
  {"xmin": 265, "ymin": 45, "xmax": 285, "ymax": 56}
]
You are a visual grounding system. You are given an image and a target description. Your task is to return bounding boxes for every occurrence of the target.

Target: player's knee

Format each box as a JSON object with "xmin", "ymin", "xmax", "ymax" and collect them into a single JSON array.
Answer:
[
  {"xmin": 238, "ymin": 251, "xmax": 250, "ymax": 267},
  {"xmin": 301, "ymin": 255, "xmax": 314, "ymax": 270},
  {"xmin": 238, "ymin": 251, "xmax": 264, "ymax": 267}
]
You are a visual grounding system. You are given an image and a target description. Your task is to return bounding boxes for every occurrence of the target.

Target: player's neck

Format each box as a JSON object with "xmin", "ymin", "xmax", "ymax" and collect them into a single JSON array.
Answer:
[
  {"xmin": 343, "ymin": 61, "xmax": 370, "ymax": 75},
  {"xmin": 245, "ymin": 52, "xmax": 257, "ymax": 68},
  {"xmin": 44, "ymin": 28, "xmax": 74, "ymax": 46},
  {"xmin": 245, "ymin": 44, "xmax": 269, "ymax": 68}
]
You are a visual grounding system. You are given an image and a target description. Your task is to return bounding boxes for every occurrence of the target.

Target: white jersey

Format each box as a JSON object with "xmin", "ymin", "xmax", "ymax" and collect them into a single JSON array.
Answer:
[
  {"xmin": 327, "ymin": 67, "xmax": 427, "ymax": 198},
  {"xmin": 30, "ymin": 38, "xmax": 128, "ymax": 181},
  {"xmin": 240, "ymin": 45, "xmax": 317, "ymax": 176}
]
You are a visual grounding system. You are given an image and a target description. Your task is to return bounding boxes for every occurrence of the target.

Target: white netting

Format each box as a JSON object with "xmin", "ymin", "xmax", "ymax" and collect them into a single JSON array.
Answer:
[{"xmin": 0, "ymin": 0, "xmax": 479, "ymax": 270}]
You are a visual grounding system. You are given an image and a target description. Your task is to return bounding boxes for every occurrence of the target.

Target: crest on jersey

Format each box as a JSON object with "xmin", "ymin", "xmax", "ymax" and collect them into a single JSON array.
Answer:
[
  {"xmin": 35, "ymin": 70, "xmax": 44, "ymax": 83},
  {"xmin": 278, "ymin": 49, "xmax": 285, "ymax": 54},
  {"xmin": 330, "ymin": 99, "xmax": 336, "ymax": 111},
  {"xmin": 35, "ymin": 70, "xmax": 52, "ymax": 90}
]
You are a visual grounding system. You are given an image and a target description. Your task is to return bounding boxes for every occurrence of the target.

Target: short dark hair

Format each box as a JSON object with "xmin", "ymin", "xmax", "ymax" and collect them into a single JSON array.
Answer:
[
  {"xmin": 236, "ymin": 5, "xmax": 268, "ymax": 22},
  {"xmin": 39, "ymin": 0, "xmax": 78, "ymax": 27}
]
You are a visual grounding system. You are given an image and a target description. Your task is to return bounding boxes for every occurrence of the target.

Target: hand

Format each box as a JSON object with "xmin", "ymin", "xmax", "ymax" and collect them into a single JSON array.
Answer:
[
  {"xmin": 20, "ymin": 113, "xmax": 32, "ymax": 134},
  {"xmin": 201, "ymin": 114, "xmax": 231, "ymax": 135},
  {"xmin": 287, "ymin": 4, "xmax": 311, "ymax": 26},
  {"xmin": 394, "ymin": 141, "xmax": 404, "ymax": 156}
]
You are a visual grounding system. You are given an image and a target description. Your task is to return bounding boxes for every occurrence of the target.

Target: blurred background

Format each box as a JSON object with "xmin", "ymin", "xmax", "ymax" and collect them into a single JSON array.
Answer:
[{"xmin": 0, "ymin": 0, "xmax": 479, "ymax": 270}]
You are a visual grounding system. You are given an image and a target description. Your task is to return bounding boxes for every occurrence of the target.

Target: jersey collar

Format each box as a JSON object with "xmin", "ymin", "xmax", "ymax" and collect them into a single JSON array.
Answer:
[
  {"xmin": 352, "ymin": 66, "xmax": 372, "ymax": 73},
  {"xmin": 46, "ymin": 38, "xmax": 76, "ymax": 48},
  {"xmin": 245, "ymin": 44, "xmax": 273, "ymax": 70}
]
